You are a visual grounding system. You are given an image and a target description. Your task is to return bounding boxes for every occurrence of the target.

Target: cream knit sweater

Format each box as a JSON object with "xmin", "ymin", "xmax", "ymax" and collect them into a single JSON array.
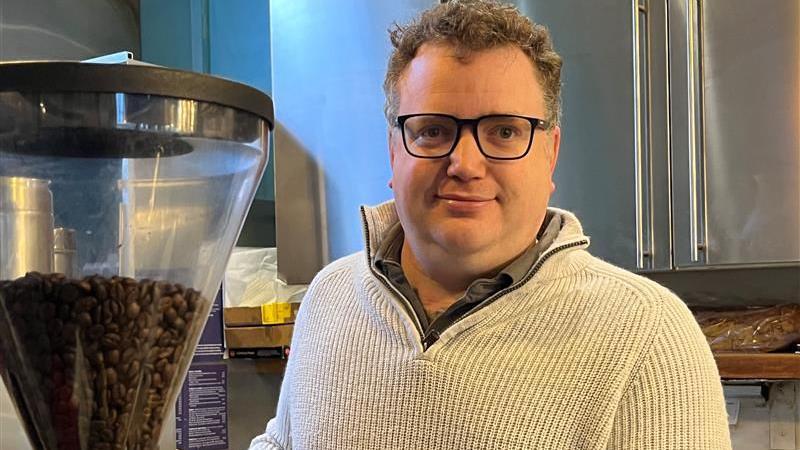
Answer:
[{"xmin": 250, "ymin": 202, "xmax": 732, "ymax": 450}]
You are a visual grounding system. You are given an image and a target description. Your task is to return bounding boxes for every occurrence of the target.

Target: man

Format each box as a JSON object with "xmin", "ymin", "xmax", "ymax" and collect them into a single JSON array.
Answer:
[{"xmin": 251, "ymin": 1, "xmax": 732, "ymax": 449}]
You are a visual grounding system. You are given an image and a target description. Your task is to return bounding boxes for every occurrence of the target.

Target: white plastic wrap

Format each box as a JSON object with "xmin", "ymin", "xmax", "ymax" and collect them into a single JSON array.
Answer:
[{"xmin": 223, "ymin": 248, "xmax": 306, "ymax": 308}]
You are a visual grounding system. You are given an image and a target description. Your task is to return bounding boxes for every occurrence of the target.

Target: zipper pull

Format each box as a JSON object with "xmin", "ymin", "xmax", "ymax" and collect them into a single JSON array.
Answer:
[{"xmin": 423, "ymin": 329, "xmax": 440, "ymax": 350}]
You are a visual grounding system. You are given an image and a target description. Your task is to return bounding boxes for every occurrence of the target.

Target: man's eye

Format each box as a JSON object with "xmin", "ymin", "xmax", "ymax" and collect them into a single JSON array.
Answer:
[
  {"xmin": 419, "ymin": 127, "xmax": 443, "ymax": 138},
  {"xmin": 497, "ymin": 127, "xmax": 517, "ymax": 139}
]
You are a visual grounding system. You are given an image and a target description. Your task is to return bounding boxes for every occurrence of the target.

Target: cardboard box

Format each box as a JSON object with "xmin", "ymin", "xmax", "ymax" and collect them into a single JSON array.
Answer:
[
  {"xmin": 224, "ymin": 324, "xmax": 294, "ymax": 349},
  {"xmin": 223, "ymin": 302, "xmax": 300, "ymax": 327}
]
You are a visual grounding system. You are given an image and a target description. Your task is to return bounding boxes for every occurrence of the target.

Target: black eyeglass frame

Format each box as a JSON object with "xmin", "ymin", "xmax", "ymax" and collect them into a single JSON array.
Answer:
[{"xmin": 396, "ymin": 113, "xmax": 549, "ymax": 160}]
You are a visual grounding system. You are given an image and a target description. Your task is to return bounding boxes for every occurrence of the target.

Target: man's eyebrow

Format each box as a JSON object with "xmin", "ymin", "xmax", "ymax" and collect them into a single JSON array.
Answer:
[{"xmin": 479, "ymin": 111, "xmax": 540, "ymax": 117}]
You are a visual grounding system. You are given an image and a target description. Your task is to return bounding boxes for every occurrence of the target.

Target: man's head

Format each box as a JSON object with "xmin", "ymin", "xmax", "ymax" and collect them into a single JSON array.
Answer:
[
  {"xmin": 383, "ymin": 0, "xmax": 564, "ymax": 282},
  {"xmin": 384, "ymin": 0, "xmax": 562, "ymax": 129}
]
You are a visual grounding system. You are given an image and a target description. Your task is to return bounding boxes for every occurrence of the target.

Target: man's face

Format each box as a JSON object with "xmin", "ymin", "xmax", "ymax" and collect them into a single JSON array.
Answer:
[{"xmin": 389, "ymin": 43, "xmax": 561, "ymax": 264}]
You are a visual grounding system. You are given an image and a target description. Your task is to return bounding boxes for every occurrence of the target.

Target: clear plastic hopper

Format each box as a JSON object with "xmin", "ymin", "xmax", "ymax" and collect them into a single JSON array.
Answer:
[{"xmin": 0, "ymin": 61, "xmax": 273, "ymax": 450}]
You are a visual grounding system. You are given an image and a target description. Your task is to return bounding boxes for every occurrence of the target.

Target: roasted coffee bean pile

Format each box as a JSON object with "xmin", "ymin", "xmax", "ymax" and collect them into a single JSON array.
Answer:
[{"xmin": 0, "ymin": 272, "xmax": 208, "ymax": 450}]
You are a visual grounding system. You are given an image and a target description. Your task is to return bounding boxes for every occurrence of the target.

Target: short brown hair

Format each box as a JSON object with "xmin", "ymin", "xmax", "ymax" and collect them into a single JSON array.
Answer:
[{"xmin": 383, "ymin": 0, "xmax": 562, "ymax": 129}]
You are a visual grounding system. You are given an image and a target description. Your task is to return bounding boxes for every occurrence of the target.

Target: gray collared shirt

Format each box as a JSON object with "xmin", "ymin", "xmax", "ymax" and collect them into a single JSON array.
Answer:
[{"xmin": 374, "ymin": 211, "xmax": 562, "ymax": 345}]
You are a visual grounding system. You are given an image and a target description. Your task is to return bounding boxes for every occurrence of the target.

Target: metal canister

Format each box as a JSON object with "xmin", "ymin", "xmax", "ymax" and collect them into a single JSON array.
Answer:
[
  {"xmin": 0, "ymin": 176, "xmax": 54, "ymax": 280},
  {"xmin": 53, "ymin": 227, "xmax": 78, "ymax": 278}
]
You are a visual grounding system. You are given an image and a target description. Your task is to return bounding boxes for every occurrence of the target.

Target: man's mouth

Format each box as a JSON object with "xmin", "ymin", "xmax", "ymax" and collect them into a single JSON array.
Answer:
[
  {"xmin": 436, "ymin": 193, "xmax": 494, "ymax": 202},
  {"xmin": 435, "ymin": 193, "xmax": 496, "ymax": 212}
]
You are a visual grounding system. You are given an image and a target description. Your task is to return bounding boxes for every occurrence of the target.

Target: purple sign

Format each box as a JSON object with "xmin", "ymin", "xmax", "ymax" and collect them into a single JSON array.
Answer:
[
  {"xmin": 193, "ymin": 286, "xmax": 225, "ymax": 363},
  {"xmin": 176, "ymin": 363, "xmax": 228, "ymax": 450}
]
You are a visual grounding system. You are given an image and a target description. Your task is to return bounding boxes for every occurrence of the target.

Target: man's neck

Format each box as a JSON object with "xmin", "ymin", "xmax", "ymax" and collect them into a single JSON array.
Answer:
[
  {"xmin": 400, "ymin": 242, "xmax": 466, "ymax": 317},
  {"xmin": 399, "ymin": 237, "xmax": 535, "ymax": 318}
]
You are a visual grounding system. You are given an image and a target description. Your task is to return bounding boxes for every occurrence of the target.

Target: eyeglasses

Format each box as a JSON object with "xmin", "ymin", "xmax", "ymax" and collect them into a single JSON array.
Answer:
[{"xmin": 396, "ymin": 113, "xmax": 549, "ymax": 160}]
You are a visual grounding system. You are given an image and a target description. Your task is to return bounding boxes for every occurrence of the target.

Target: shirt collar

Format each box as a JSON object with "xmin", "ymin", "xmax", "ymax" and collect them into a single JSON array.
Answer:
[{"xmin": 373, "ymin": 209, "xmax": 563, "ymax": 286}]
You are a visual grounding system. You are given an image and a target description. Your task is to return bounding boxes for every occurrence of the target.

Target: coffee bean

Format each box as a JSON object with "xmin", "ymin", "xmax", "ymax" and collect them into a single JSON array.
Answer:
[
  {"xmin": 100, "ymin": 333, "xmax": 120, "ymax": 350},
  {"xmin": 92, "ymin": 303, "xmax": 103, "ymax": 325},
  {"xmin": 173, "ymin": 317, "xmax": 186, "ymax": 332},
  {"xmin": 152, "ymin": 372, "xmax": 163, "ymax": 389},
  {"xmin": 126, "ymin": 302, "xmax": 141, "ymax": 319},
  {"xmin": 164, "ymin": 363, "xmax": 176, "ymax": 382},
  {"xmin": 93, "ymin": 281, "xmax": 108, "ymax": 301},
  {"xmin": 78, "ymin": 280, "xmax": 92, "ymax": 293},
  {"xmin": 164, "ymin": 307, "xmax": 178, "ymax": 324},
  {"xmin": 111, "ymin": 282, "xmax": 124, "ymax": 302},
  {"xmin": 112, "ymin": 383, "xmax": 125, "ymax": 405},
  {"xmin": 121, "ymin": 347, "xmax": 136, "ymax": 365},
  {"xmin": 78, "ymin": 296, "xmax": 98, "ymax": 312},
  {"xmin": 155, "ymin": 358, "xmax": 168, "ymax": 373},
  {"xmin": 157, "ymin": 347, "xmax": 174, "ymax": 360},
  {"xmin": 102, "ymin": 302, "xmax": 114, "ymax": 324},
  {"xmin": 173, "ymin": 294, "xmax": 187, "ymax": 313},
  {"xmin": 187, "ymin": 290, "xmax": 200, "ymax": 311},
  {"xmin": 158, "ymin": 297, "xmax": 172, "ymax": 313},
  {"xmin": 125, "ymin": 288, "xmax": 137, "ymax": 306},
  {"xmin": 157, "ymin": 331, "xmax": 171, "ymax": 347},
  {"xmin": 126, "ymin": 360, "xmax": 140, "ymax": 380},
  {"xmin": 78, "ymin": 312, "xmax": 93, "ymax": 328}
]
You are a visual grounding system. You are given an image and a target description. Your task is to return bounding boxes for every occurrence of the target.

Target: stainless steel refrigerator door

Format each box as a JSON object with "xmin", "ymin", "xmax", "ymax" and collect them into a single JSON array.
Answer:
[
  {"xmin": 517, "ymin": 0, "xmax": 672, "ymax": 271},
  {"xmin": 669, "ymin": 0, "xmax": 800, "ymax": 268}
]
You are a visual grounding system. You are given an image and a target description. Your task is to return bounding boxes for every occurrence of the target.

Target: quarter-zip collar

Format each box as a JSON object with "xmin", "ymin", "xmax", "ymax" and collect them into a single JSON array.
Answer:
[
  {"xmin": 360, "ymin": 200, "xmax": 591, "ymax": 274},
  {"xmin": 359, "ymin": 200, "xmax": 591, "ymax": 351}
]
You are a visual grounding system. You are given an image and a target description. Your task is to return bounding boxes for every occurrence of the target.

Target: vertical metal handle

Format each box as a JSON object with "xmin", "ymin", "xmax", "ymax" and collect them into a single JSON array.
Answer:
[
  {"xmin": 633, "ymin": 0, "xmax": 652, "ymax": 269},
  {"xmin": 685, "ymin": 0, "xmax": 706, "ymax": 262}
]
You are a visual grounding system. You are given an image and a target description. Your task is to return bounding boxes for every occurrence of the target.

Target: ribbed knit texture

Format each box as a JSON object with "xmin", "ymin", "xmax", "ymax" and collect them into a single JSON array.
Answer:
[{"xmin": 250, "ymin": 202, "xmax": 732, "ymax": 450}]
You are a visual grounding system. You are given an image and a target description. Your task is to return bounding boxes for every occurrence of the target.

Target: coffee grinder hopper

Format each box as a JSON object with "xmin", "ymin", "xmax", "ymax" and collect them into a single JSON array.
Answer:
[{"xmin": 0, "ymin": 61, "xmax": 273, "ymax": 450}]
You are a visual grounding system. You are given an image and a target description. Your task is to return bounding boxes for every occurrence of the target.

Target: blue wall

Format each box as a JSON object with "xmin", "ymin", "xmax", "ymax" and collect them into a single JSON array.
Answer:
[
  {"xmin": 140, "ymin": 0, "xmax": 274, "ymax": 202},
  {"xmin": 271, "ymin": 1, "xmax": 432, "ymax": 260}
]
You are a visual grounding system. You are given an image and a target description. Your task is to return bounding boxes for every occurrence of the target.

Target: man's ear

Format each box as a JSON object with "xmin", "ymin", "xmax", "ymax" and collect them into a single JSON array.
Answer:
[
  {"xmin": 388, "ymin": 127, "xmax": 398, "ymax": 189},
  {"xmin": 548, "ymin": 125, "xmax": 561, "ymax": 194},
  {"xmin": 388, "ymin": 127, "xmax": 398, "ymax": 170}
]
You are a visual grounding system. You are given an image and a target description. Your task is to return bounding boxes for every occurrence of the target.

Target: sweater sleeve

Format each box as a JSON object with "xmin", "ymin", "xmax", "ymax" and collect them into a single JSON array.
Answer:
[
  {"xmin": 248, "ymin": 359, "xmax": 293, "ymax": 450},
  {"xmin": 249, "ymin": 299, "xmax": 308, "ymax": 450},
  {"xmin": 607, "ymin": 292, "xmax": 732, "ymax": 450}
]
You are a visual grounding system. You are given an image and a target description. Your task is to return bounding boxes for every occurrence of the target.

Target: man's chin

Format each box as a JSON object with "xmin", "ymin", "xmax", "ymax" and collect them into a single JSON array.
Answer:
[{"xmin": 432, "ymin": 227, "xmax": 497, "ymax": 256}]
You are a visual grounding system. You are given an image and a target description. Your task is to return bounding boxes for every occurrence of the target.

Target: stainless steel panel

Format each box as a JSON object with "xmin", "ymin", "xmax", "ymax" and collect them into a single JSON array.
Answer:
[
  {"xmin": 519, "ymin": 0, "xmax": 671, "ymax": 270},
  {"xmin": 0, "ymin": 176, "xmax": 54, "ymax": 280},
  {"xmin": 645, "ymin": 0, "xmax": 674, "ymax": 271},
  {"xmin": 53, "ymin": 227, "xmax": 78, "ymax": 278},
  {"xmin": 669, "ymin": 0, "xmax": 708, "ymax": 267},
  {"xmin": 672, "ymin": 0, "xmax": 800, "ymax": 267}
]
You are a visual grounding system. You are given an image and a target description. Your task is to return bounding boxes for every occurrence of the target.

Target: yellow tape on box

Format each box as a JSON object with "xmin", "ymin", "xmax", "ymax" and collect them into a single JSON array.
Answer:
[{"xmin": 260, "ymin": 302, "xmax": 293, "ymax": 325}]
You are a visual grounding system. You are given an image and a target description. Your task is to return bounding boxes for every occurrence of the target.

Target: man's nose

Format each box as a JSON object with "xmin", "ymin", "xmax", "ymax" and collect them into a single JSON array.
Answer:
[{"xmin": 446, "ymin": 127, "xmax": 486, "ymax": 180}]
